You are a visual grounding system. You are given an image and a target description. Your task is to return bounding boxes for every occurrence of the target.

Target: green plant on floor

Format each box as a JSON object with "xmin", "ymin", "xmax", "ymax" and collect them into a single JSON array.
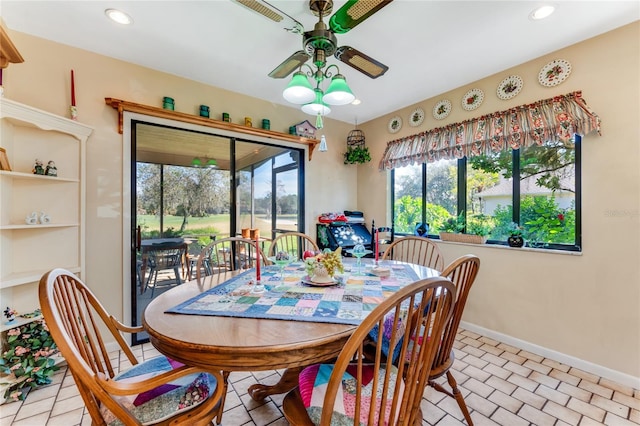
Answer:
[
  {"xmin": 343, "ymin": 145, "xmax": 371, "ymax": 164},
  {"xmin": 0, "ymin": 318, "xmax": 59, "ymax": 401}
]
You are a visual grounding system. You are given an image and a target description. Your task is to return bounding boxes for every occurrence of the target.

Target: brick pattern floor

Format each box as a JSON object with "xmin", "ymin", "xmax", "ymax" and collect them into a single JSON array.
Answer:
[{"xmin": 1, "ymin": 328, "xmax": 638, "ymax": 425}]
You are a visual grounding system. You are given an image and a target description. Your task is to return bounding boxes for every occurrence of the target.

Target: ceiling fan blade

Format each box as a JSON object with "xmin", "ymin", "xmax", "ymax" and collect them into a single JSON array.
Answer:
[
  {"xmin": 231, "ymin": 0, "xmax": 304, "ymax": 34},
  {"xmin": 329, "ymin": 0, "xmax": 394, "ymax": 34},
  {"xmin": 334, "ymin": 46, "xmax": 389, "ymax": 79},
  {"xmin": 268, "ymin": 50, "xmax": 311, "ymax": 78}
]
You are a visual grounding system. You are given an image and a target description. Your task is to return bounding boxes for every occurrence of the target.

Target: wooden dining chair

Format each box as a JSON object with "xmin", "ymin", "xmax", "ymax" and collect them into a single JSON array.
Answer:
[
  {"xmin": 196, "ymin": 236, "xmax": 266, "ymax": 285},
  {"xmin": 382, "ymin": 236, "xmax": 445, "ymax": 272},
  {"xmin": 282, "ymin": 276, "xmax": 456, "ymax": 426},
  {"xmin": 39, "ymin": 268, "xmax": 226, "ymax": 425},
  {"xmin": 428, "ymin": 254, "xmax": 480, "ymax": 425},
  {"xmin": 268, "ymin": 231, "xmax": 319, "ymax": 260}
]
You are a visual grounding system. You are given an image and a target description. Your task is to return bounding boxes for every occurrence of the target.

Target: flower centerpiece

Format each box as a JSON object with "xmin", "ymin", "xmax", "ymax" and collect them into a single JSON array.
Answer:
[
  {"xmin": 304, "ymin": 247, "xmax": 344, "ymax": 282},
  {"xmin": 0, "ymin": 317, "xmax": 59, "ymax": 401}
]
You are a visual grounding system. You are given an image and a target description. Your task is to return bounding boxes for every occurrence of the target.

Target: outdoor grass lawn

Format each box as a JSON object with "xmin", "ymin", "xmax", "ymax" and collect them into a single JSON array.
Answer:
[{"xmin": 137, "ymin": 214, "xmax": 298, "ymax": 238}]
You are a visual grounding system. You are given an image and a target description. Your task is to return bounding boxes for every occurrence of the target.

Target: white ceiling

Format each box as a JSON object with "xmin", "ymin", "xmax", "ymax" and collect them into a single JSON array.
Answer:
[{"xmin": 2, "ymin": 1, "xmax": 638, "ymax": 125}]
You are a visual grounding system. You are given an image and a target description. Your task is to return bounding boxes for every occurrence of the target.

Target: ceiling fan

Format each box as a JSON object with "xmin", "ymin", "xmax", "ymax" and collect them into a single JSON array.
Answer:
[{"xmin": 234, "ymin": 0, "xmax": 392, "ymax": 80}]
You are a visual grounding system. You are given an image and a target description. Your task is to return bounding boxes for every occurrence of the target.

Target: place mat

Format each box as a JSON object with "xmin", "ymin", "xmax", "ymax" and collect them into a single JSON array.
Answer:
[{"xmin": 166, "ymin": 263, "xmax": 420, "ymax": 325}]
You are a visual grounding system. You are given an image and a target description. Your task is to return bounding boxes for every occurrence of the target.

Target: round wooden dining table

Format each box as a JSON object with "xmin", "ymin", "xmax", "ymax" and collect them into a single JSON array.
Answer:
[{"xmin": 142, "ymin": 259, "xmax": 439, "ymax": 401}]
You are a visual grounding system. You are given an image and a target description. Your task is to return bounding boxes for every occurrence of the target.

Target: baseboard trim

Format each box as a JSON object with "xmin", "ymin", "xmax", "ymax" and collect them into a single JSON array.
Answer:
[{"xmin": 460, "ymin": 321, "xmax": 640, "ymax": 390}]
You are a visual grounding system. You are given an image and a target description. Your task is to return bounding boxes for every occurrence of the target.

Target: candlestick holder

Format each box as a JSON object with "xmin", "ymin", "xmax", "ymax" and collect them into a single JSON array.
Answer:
[{"xmin": 251, "ymin": 279, "xmax": 265, "ymax": 293}]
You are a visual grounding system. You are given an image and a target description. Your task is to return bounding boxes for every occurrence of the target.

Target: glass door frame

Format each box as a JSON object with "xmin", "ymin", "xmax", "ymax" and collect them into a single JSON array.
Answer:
[{"xmin": 127, "ymin": 118, "xmax": 306, "ymax": 345}]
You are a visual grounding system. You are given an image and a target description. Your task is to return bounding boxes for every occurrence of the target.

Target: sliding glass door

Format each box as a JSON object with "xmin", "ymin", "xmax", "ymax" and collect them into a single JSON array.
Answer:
[{"xmin": 131, "ymin": 121, "xmax": 303, "ymax": 344}]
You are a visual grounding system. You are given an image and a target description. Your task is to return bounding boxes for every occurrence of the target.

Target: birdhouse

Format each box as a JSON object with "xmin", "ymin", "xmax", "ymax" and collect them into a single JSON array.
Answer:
[{"xmin": 293, "ymin": 120, "xmax": 317, "ymax": 139}]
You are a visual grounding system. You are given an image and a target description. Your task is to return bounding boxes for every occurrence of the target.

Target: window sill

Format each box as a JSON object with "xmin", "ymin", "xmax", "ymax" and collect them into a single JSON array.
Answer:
[{"xmin": 434, "ymin": 239, "xmax": 582, "ymax": 256}]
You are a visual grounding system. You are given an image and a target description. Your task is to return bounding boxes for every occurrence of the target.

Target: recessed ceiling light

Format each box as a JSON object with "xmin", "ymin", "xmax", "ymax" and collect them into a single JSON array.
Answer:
[
  {"xmin": 105, "ymin": 8, "xmax": 133, "ymax": 25},
  {"xmin": 530, "ymin": 5, "xmax": 555, "ymax": 20},
  {"xmin": 351, "ymin": 99, "xmax": 361, "ymax": 105}
]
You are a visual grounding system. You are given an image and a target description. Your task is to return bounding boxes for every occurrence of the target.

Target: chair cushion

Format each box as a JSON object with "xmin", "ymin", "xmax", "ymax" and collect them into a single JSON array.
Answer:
[
  {"xmin": 298, "ymin": 362, "xmax": 404, "ymax": 426},
  {"xmin": 367, "ymin": 310, "xmax": 407, "ymax": 363},
  {"xmin": 100, "ymin": 356, "xmax": 216, "ymax": 426}
]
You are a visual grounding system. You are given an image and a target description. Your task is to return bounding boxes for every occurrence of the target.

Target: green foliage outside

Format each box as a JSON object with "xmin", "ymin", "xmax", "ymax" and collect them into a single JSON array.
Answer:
[
  {"xmin": 491, "ymin": 196, "xmax": 575, "ymax": 244},
  {"xmin": 393, "ymin": 194, "xmax": 575, "ymax": 245}
]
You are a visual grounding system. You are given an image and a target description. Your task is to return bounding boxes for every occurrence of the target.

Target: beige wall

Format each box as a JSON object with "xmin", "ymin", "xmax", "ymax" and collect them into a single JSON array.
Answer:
[
  {"xmin": 358, "ymin": 22, "xmax": 640, "ymax": 383},
  {"xmin": 4, "ymin": 22, "xmax": 639, "ymax": 384},
  {"xmin": 3, "ymin": 30, "xmax": 355, "ymax": 331}
]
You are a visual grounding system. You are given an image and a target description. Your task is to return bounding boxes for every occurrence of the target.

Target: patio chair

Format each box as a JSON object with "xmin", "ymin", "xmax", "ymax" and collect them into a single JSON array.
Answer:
[
  {"xmin": 196, "ymin": 236, "xmax": 266, "ymax": 285},
  {"xmin": 39, "ymin": 268, "xmax": 226, "ymax": 425},
  {"xmin": 382, "ymin": 235, "xmax": 445, "ymax": 272},
  {"xmin": 428, "ymin": 254, "xmax": 480, "ymax": 425},
  {"xmin": 144, "ymin": 242, "xmax": 184, "ymax": 297},
  {"xmin": 282, "ymin": 276, "xmax": 456, "ymax": 425},
  {"xmin": 268, "ymin": 231, "xmax": 319, "ymax": 260}
]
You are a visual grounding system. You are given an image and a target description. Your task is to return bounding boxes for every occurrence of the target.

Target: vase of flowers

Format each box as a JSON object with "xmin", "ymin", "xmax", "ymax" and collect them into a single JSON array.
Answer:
[{"xmin": 304, "ymin": 247, "xmax": 344, "ymax": 282}]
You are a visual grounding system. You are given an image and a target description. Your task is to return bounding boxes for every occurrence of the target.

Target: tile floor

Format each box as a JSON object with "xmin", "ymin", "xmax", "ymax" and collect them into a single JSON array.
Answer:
[{"xmin": 1, "ymin": 328, "xmax": 639, "ymax": 426}]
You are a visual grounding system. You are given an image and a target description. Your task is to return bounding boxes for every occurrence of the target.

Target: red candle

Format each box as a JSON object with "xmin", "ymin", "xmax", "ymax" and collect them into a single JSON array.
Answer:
[
  {"xmin": 255, "ymin": 237, "xmax": 261, "ymax": 281},
  {"xmin": 71, "ymin": 70, "xmax": 76, "ymax": 106},
  {"xmin": 375, "ymin": 229, "xmax": 379, "ymax": 262}
]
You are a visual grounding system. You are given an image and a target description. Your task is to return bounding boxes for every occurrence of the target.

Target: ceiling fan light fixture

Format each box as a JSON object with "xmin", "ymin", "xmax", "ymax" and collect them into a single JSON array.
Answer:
[
  {"xmin": 322, "ymin": 74, "xmax": 355, "ymax": 105},
  {"xmin": 282, "ymin": 71, "xmax": 315, "ymax": 104},
  {"xmin": 301, "ymin": 89, "xmax": 331, "ymax": 116}
]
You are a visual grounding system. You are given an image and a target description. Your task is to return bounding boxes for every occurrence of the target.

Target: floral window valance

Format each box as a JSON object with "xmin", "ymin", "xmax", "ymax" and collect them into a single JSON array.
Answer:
[{"xmin": 378, "ymin": 91, "xmax": 601, "ymax": 171}]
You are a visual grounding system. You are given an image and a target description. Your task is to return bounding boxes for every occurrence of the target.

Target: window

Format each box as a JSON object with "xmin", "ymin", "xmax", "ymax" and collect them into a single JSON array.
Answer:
[{"xmin": 391, "ymin": 135, "xmax": 581, "ymax": 251}]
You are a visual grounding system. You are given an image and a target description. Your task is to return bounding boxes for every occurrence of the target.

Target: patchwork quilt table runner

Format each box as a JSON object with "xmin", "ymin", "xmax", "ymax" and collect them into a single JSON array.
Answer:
[{"xmin": 166, "ymin": 262, "xmax": 421, "ymax": 326}]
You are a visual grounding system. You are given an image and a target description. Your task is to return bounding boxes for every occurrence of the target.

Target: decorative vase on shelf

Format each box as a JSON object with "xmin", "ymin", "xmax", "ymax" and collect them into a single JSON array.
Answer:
[{"xmin": 508, "ymin": 235, "xmax": 524, "ymax": 247}]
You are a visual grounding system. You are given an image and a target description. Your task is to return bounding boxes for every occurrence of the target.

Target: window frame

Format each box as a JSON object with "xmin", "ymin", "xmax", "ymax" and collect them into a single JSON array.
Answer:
[{"xmin": 391, "ymin": 135, "xmax": 582, "ymax": 252}]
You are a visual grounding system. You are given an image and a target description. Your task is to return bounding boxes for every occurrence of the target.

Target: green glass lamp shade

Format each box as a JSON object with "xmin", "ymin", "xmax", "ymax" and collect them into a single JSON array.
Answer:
[
  {"xmin": 205, "ymin": 159, "xmax": 217, "ymax": 167},
  {"xmin": 322, "ymin": 74, "xmax": 355, "ymax": 106},
  {"xmin": 282, "ymin": 71, "xmax": 315, "ymax": 104},
  {"xmin": 191, "ymin": 157, "xmax": 203, "ymax": 167},
  {"xmin": 301, "ymin": 89, "xmax": 331, "ymax": 116}
]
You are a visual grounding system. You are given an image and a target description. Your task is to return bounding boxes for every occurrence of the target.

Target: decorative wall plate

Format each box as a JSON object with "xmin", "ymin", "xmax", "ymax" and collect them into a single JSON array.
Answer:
[
  {"xmin": 461, "ymin": 88, "xmax": 484, "ymax": 111},
  {"xmin": 409, "ymin": 107, "xmax": 425, "ymax": 127},
  {"xmin": 388, "ymin": 116, "xmax": 402, "ymax": 133},
  {"xmin": 538, "ymin": 59, "xmax": 572, "ymax": 87},
  {"xmin": 497, "ymin": 75, "xmax": 524, "ymax": 100},
  {"xmin": 432, "ymin": 99, "xmax": 451, "ymax": 120}
]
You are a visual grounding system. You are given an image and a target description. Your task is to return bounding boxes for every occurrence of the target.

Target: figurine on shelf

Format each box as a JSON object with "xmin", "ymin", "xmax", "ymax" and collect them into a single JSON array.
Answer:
[
  {"xmin": 25, "ymin": 211, "xmax": 38, "ymax": 225},
  {"xmin": 4, "ymin": 307, "xmax": 17, "ymax": 324},
  {"xmin": 33, "ymin": 159, "xmax": 45, "ymax": 175},
  {"xmin": 45, "ymin": 160, "xmax": 57, "ymax": 177},
  {"xmin": 40, "ymin": 212, "xmax": 51, "ymax": 224}
]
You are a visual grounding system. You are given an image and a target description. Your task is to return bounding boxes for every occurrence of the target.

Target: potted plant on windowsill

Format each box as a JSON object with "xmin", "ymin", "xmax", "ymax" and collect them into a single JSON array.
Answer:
[
  {"xmin": 439, "ymin": 214, "xmax": 492, "ymax": 244},
  {"xmin": 343, "ymin": 145, "xmax": 371, "ymax": 164},
  {"xmin": 507, "ymin": 222, "xmax": 525, "ymax": 247}
]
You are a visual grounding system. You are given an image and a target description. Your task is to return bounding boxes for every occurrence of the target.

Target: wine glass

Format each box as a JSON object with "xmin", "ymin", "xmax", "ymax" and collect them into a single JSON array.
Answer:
[
  {"xmin": 268, "ymin": 255, "xmax": 292, "ymax": 282},
  {"xmin": 349, "ymin": 243, "xmax": 370, "ymax": 276}
]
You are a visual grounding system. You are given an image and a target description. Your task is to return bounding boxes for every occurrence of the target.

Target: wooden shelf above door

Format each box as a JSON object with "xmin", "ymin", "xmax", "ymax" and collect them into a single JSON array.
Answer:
[{"xmin": 105, "ymin": 98, "xmax": 320, "ymax": 161}]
